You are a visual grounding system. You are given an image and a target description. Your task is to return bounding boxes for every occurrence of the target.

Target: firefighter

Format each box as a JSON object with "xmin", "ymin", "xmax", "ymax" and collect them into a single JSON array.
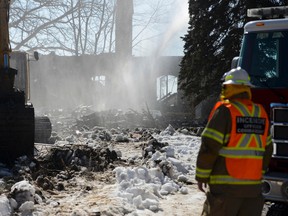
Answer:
[{"xmin": 195, "ymin": 67, "xmax": 273, "ymax": 216}]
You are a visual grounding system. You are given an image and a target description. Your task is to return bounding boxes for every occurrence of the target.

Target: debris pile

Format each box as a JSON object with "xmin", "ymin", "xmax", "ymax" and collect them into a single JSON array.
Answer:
[
  {"xmin": 0, "ymin": 107, "xmax": 205, "ymax": 215},
  {"xmin": 44, "ymin": 106, "xmax": 199, "ymax": 136},
  {"xmin": 0, "ymin": 139, "xmax": 124, "ymax": 215},
  {"xmin": 37, "ymin": 145, "xmax": 118, "ymax": 172}
]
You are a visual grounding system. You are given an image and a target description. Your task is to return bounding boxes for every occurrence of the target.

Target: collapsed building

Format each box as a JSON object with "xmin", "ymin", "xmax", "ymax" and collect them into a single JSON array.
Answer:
[
  {"xmin": 26, "ymin": 0, "xmax": 197, "ymax": 127},
  {"xmin": 29, "ymin": 54, "xmax": 185, "ymax": 112},
  {"xmin": 11, "ymin": 0, "xmax": 211, "ymax": 129}
]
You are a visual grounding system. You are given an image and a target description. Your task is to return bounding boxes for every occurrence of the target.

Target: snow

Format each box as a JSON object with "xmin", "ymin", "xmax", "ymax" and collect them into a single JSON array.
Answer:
[
  {"xmin": 111, "ymin": 127, "xmax": 202, "ymax": 214},
  {"xmin": 0, "ymin": 195, "xmax": 12, "ymax": 215},
  {"xmin": 0, "ymin": 124, "xmax": 207, "ymax": 215}
]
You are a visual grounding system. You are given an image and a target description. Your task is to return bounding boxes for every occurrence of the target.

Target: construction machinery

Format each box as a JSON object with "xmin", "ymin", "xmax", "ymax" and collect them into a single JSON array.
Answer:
[
  {"xmin": 0, "ymin": 0, "xmax": 51, "ymax": 165},
  {"xmin": 232, "ymin": 6, "xmax": 288, "ymax": 215},
  {"xmin": 10, "ymin": 51, "xmax": 52, "ymax": 145}
]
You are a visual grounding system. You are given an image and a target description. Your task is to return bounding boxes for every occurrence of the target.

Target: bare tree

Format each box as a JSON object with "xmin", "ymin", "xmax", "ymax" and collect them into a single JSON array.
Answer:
[
  {"xmin": 9, "ymin": 0, "xmax": 115, "ymax": 55},
  {"xmin": 9, "ymin": 0, "xmax": 174, "ymax": 56}
]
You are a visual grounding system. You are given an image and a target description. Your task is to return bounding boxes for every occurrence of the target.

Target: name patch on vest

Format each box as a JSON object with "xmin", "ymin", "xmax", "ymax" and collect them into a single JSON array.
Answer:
[{"xmin": 236, "ymin": 116, "xmax": 266, "ymax": 134}]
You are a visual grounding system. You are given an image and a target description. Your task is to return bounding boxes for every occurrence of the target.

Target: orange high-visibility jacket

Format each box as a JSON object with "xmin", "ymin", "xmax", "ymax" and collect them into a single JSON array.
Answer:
[
  {"xmin": 208, "ymin": 100, "xmax": 226, "ymax": 121},
  {"xmin": 220, "ymin": 99, "xmax": 269, "ymax": 180}
]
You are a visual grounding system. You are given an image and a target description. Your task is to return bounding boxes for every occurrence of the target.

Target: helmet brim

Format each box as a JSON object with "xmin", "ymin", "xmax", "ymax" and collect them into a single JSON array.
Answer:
[{"xmin": 222, "ymin": 80, "xmax": 254, "ymax": 87}]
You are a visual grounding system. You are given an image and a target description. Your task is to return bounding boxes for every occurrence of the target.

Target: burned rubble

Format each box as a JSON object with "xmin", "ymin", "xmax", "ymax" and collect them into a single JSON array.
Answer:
[{"xmin": 0, "ymin": 106, "xmax": 204, "ymax": 215}]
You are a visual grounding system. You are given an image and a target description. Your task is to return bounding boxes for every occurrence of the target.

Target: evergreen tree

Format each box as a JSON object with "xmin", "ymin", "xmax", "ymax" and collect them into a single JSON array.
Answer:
[{"xmin": 179, "ymin": 0, "xmax": 287, "ymax": 108}]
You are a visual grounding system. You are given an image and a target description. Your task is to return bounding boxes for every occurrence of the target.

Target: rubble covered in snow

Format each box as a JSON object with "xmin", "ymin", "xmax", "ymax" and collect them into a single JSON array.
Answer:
[{"xmin": 0, "ymin": 107, "xmax": 206, "ymax": 215}]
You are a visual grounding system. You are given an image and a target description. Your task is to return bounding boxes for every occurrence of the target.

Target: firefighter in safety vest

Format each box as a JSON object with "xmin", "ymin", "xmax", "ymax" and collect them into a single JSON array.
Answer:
[{"xmin": 195, "ymin": 67, "xmax": 273, "ymax": 216}]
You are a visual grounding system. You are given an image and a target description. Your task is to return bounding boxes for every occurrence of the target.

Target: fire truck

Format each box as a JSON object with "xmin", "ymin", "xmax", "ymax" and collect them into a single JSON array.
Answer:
[{"xmin": 232, "ymin": 6, "xmax": 288, "ymax": 215}]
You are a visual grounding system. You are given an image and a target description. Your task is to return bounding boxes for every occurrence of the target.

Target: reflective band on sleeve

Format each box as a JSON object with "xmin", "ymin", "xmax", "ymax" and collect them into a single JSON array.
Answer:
[
  {"xmin": 210, "ymin": 175, "xmax": 262, "ymax": 185},
  {"xmin": 224, "ymin": 134, "xmax": 230, "ymax": 144},
  {"xmin": 202, "ymin": 128, "xmax": 224, "ymax": 144},
  {"xmin": 266, "ymin": 135, "xmax": 272, "ymax": 146},
  {"xmin": 196, "ymin": 167, "xmax": 212, "ymax": 178},
  {"xmin": 219, "ymin": 147, "xmax": 264, "ymax": 158}
]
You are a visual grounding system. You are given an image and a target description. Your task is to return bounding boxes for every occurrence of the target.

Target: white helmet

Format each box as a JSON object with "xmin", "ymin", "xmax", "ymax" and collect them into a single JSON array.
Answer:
[{"xmin": 222, "ymin": 67, "xmax": 253, "ymax": 87}]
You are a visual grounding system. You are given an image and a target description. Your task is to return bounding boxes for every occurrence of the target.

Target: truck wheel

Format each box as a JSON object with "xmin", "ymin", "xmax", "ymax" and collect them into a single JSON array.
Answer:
[
  {"xmin": 35, "ymin": 116, "xmax": 52, "ymax": 143},
  {"xmin": 267, "ymin": 203, "xmax": 288, "ymax": 216}
]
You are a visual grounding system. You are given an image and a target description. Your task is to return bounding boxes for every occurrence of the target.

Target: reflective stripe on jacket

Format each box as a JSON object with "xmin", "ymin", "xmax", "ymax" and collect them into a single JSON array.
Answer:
[{"xmin": 219, "ymin": 99, "xmax": 269, "ymax": 180}]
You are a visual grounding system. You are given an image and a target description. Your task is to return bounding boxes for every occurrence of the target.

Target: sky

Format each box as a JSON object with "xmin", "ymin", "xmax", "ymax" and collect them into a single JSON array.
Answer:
[
  {"xmin": 159, "ymin": 0, "xmax": 189, "ymax": 56},
  {"xmin": 134, "ymin": 0, "xmax": 190, "ymax": 56},
  {"xmin": 9, "ymin": 0, "xmax": 189, "ymax": 57}
]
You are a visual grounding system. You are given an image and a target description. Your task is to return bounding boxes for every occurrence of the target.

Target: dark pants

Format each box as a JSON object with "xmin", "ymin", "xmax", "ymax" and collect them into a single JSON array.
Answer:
[{"xmin": 201, "ymin": 192, "xmax": 264, "ymax": 216}]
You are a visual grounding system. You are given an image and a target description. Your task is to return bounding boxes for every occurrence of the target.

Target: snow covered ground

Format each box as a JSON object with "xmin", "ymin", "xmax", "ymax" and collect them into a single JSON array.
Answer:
[
  {"xmin": 111, "ymin": 127, "xmax": 205, "ymax": 215},
  {"xmin": 0, "ymin": 116, "xmax": 269, "ymax": 215},
  {"xmin": 0, "ymin": 121, "xmax": 207, "ymax": 215}
]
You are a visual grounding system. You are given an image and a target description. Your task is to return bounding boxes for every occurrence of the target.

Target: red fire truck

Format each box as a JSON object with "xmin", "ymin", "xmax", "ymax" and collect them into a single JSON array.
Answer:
[{"xmin": 233, "ymin": 6, "xmax": 288, "ymax": 215}]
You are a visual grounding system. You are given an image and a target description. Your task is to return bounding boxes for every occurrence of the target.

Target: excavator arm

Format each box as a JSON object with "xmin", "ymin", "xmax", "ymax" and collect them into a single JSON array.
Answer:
[
  {"xmin": 0, "ymin": 0, "xmax": 17, "ymax": 94},
  {"xmin": 0, "ymin": 0, "xmax": 10, "ymax": 69}
]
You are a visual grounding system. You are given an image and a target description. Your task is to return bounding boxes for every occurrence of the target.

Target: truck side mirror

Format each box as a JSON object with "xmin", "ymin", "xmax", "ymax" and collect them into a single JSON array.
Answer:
[{"xmin": 231, "ymin": 56, "xmax": 239, "ymax": 69}]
